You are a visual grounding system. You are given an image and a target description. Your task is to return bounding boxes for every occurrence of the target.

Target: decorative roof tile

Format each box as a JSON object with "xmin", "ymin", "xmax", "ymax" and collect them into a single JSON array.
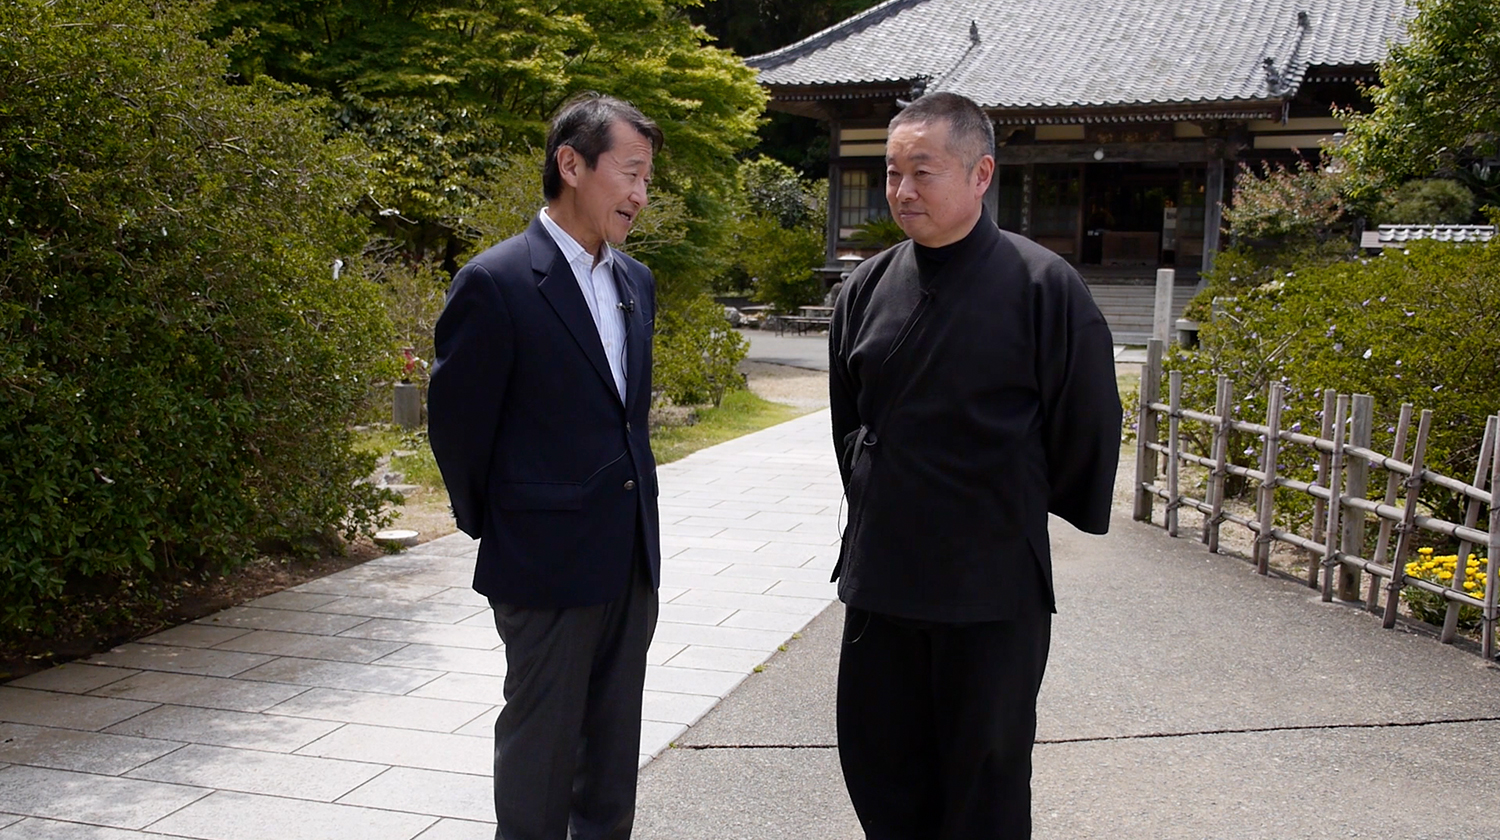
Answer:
[
  {"xmin": 749, "ymin": 0, "xmax": 1413, "ymax": 110},
  {"xmin": 1374, "ymin": 224, "xmax": 1497, "ymax": 245}
]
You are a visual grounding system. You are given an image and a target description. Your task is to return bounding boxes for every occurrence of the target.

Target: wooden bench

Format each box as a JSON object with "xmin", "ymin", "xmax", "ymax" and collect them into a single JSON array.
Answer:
[{"xmin": 774, "ymin": 315, "xmax": 832, "ymax": 336}]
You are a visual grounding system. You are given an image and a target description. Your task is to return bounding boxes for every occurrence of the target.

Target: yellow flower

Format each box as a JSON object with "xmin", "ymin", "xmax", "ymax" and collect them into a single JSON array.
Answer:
[
  {"xmin": 1438, "ymin": 571, "xmax": 1454, "ymax": 580},
  {"xmin": 1419, "ymin": 547, "xmax": 1434, "ymax": 556},
  {"xmin": 1464, "ymin": 581, "xmax": 1478, "ymax": 590}
]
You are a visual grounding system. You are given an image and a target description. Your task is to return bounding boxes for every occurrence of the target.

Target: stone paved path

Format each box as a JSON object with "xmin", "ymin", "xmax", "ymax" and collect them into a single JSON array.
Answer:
[{"xmin": 0, "ymin": 411, "xmax": 842, "ymax": 839}]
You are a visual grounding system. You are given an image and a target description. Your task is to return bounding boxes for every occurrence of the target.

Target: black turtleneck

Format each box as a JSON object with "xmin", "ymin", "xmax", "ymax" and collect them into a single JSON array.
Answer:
[{"xmin": 911, "ymin": 215, "xmax": 985, "ymax": 281}]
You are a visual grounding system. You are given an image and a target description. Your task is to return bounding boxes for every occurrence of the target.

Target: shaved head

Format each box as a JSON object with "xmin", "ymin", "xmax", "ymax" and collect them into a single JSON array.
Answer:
[{"xmin": 889, "ymin": 92, "xmax": 994, "ymax": 170}]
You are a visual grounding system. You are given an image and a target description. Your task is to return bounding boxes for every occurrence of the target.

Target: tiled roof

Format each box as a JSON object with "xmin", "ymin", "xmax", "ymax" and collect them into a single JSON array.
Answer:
[
  {"xmin": 1371, "ymin": 225, "xmax": 1496, "ymax": 246},
  {"xmin": 748, "ymin": 0, "xmax": 1413, "ymax": 110}
]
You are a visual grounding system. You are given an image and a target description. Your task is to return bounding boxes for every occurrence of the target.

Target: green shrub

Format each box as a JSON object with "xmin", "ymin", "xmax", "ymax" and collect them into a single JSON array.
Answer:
[
  {"xmin": 1223, "ymin": 159, "xmax": 1349, "ymax": 245},
  {"xmin": 744, "ymin": 217, "xmax": 826, "ymax": 314},
  {"xmin": 654, "ymin": 295, "xmax": 748, "ymax": 407},
  {"xmin": 714, "ymin": 157, "xmax": 827, "ymax": 308},
  {"xmin": 1165, "ymin": 239, "xmax": 1500, "ymax": 531},
  {"xmin": 849, "ymin": 217, "xmax": 908, "ymax": 250},
  {"xmin": 1371, "ymin": 178, "xmax": 1478, "ymax": 225},
  {"xmin": 0, "ymin": 0, "xmax": 394, "ymax": 636}
]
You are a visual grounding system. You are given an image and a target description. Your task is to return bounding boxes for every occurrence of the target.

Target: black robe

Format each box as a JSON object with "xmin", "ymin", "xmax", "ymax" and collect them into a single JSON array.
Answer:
[{"xmin": 829, "ymin": 211, "xmax": 1122, "ymax": 623}]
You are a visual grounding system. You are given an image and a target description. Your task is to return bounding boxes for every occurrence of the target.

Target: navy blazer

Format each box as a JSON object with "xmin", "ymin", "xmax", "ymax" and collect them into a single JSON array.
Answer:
[{"xmin": 428, "ymin": 217, "xmax": 660, "ymax": 608}]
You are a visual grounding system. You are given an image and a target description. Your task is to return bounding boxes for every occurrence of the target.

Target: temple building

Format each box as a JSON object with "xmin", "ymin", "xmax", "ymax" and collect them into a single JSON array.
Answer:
[{"xmin": 747, "ymin": 0, "xmax": 1413, "ymax": 302}]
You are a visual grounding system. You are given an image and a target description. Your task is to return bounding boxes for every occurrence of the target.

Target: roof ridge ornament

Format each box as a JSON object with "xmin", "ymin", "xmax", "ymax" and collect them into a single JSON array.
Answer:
[
  {"xmin": 1263, "ymin": 9, "xmax": 1311, "ymax": 97},
  {"xmin": 896, "ymin": 76, "xmax": 929, "ymax": 108},
  {"xmin": 970, "ymin": 20, "xmax": 980, "ymax": 45}
]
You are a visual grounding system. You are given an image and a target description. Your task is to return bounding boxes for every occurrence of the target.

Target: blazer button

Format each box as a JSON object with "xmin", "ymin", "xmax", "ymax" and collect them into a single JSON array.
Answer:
[{"xmin": 624, "ymin": 480, "xmax": 637, "ymax": 491}]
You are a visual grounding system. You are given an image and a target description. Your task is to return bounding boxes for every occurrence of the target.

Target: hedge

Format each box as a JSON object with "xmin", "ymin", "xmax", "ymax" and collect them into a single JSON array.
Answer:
[{"xmin": 0, "ymin": 0, "xmax": 394, "ymax": 636}]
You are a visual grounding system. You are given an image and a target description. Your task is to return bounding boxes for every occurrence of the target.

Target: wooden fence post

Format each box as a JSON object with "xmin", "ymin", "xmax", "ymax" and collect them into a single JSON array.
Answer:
[
  {"xmin": 1167, "ymin": 371, "xmax": 1182, "ymax": 538},
  {"xmin": 1338, "ymin": 394, "xmax": 1374, "ymax": 602},
  {"xmin": 1369, "ymin": 404, "xmax": 1415, "ymax": 608},
  {"xmin": 1311, "ymin": 390, "xmax": 1336, "ymax": 563},
  {"xmin": 1133, "ymin": 339, "xmax": 1165, "ymax": 522},
  {"xmin": 1255, "ymin": 382, "xmax": 1284, "ymax": 576},
  {"xmin": 1205, "ymin": 376, "xmax": 1232, "ymax": 551},
  {"xmin": 1153, "ymin": 268, "xmax": 1175, "ymax": 347},
  {"xmin": 1321, "ymin": 394, "xmax": 1351, "ymax": 600},
  {"xmin": 1383, "ymin": 410, "xmax": 1434, "ymax": 629},
  {"xmin": 1485, "ymin": 414, "xmax": 1500, "ymax": 660},
  {"xmin": 1441, "ymin": 417, "xmax": 1497, "ymax": 643}
]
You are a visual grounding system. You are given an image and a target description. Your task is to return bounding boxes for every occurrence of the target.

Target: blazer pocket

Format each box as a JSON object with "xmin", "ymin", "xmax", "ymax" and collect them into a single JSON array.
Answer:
[{"xmin": 495, "ymin": 481, "xmax": 584, "ymax": 511}]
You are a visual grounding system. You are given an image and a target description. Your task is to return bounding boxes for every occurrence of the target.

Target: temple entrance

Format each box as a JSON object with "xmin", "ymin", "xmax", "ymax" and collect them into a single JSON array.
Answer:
[
  {"xmin": 997, "ymin": 161, "xmax": 1209, "ymax": 274},
  {"xmin": 1081, "ymin": 163, "xmax": 1206, "ymax": 270}
]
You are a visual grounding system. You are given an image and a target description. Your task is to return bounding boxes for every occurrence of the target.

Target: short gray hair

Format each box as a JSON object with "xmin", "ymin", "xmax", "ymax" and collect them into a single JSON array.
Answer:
[
  {"xmin": 543, "ymin": 93, "xmax": 663, "ymax": 201},
  {"xmin": 889, "ymin": 92, "xmax": 994, "ymax": 169}
]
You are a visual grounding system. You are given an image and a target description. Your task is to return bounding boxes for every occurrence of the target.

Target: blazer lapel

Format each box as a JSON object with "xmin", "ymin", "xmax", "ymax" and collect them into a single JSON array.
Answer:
[
  {"xmin": 527, "ymin": 219, "xmax": 619, "ymax": 402},
  {"xmin": 614, "ymin": 261, "xmax": 648, "ymax": 411}
]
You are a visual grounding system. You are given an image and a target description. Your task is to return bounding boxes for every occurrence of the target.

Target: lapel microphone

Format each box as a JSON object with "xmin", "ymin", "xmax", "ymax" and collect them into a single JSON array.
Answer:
[{"xmin": 617, "ymin": 300, "xmax": 635, "ymax": 314}]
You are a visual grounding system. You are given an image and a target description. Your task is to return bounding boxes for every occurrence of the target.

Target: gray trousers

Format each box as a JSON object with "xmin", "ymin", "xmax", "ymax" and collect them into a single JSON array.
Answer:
[{"xmin": 489, "ymin": 559, "xmax": 658, "ymax": 840}]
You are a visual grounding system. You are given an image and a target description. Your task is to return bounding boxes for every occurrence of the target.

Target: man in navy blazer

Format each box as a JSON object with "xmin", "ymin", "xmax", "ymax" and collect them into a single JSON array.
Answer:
[{"xmin": 428, "ymin": 94, "xmax": 664, "ymax": 840}]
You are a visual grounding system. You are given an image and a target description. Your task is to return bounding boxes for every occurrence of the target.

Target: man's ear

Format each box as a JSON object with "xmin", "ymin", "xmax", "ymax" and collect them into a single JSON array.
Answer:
[
  {"xmin": 556, "ymin": 145, "xmax": 583, "ymax": 190},
  {"xmin": 973, "ymin": 154, "xmax": 996, "ymax": 197}
]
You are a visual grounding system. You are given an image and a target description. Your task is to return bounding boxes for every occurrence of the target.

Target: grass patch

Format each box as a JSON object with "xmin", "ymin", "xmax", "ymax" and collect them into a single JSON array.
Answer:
[
  {"xmin": 651, "ymin": 388, "xmax": 807, "ymax": 465},
  {"xmin": 350, "ymin": 388, "xmax": 806, "ymax": 538},
  {"xmin": 354, "ymin": 426, "xmax": 444, "ymax": 490}
]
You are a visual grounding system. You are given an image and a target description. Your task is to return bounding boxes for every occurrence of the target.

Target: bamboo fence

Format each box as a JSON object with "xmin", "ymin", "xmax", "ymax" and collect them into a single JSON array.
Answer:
[{"xmin": 1133, "ymin": 339, "xmax": 1500, "ymax": 658}]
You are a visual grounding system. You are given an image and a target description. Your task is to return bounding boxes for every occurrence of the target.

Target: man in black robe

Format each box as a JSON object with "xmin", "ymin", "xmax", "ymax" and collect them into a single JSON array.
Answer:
[{"xmin": 829, "ymin": 92, "xmax": 1122, "ymax": 839}]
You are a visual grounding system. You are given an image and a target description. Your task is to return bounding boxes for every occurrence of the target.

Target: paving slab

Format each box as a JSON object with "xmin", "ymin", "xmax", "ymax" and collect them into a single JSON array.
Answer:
[
  {"xmin": 126, "ymin": 743, "xmax": 386, "ymax": 801},
  {"xmin": 404, "ymin": 672, "xmax": 507, "ymax": 704},
  {"xmin": 145, "ymin": 790, "xmax": 435, "ymax": 840},
  {"xmin": 136, "ymin": 624, "xmax": 253, "ymax": 649},
  {"xmin": 0, "ymin": 817, "xmax": 194, "ymax": 838},
  {"xmin": 0, "ymin": 724, "xmax": 181, "ymax": 776},
  {"xmin": 0, "ymin": 689, "xmax": 156, "ymax": 732},
  {"xmin": 209, "ymin": 630, "xmax": 406, "ymax": 664},
  {"xmin": 88, "ymin": 673, "xmax": 306, "ymax": 713},
  {"xmin": 412, "ymin": 819, "xmax": 494, "ymax": 840},
  {"xmin": 0, "ymin": 766, "xmax": 209, "ymax": 830},
  {"xmin": 80, "ymin": 645, "xmax": 271, "ymax": 679},
  {"xmin": 296, "ymin": 725, "xmax": 491, "ymax": 775},
  {"xmin": 264, "ymin": 688, "xmax": 492, "ymax": 733},
  {"xmin": 193, "ymin": 607, "xmax": 370, "ymax": 636},
  {"xmin": 337, "ymin": 767, "xmax": 492, "ymax": 822},
  {"xmin": 235, "ymin": 657, "xmax": 443, "ymax": 695},
  {"xmin": 335, "ymin": 618, "xmax": 500, "ymax": 650},
  {"xmin": 370, "ymin": 644, "xmax": 508, "ymax": 677},
  {"xmin": 101, "ymin": 706, "xmax": 341, "ymax": 753},
  {"xmin": 6, "ymin": 665, "xmax": 138, "ymax": 695},
  {"xmin": 310, "ymin": 597, "xmax": 486, "ymax": 625}
]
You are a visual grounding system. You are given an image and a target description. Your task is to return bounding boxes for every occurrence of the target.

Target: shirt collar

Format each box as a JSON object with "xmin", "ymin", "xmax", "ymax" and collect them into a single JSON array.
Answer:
[{"xmin": 539, "ymin": 207, "xmax": 615, "ymax": 272}]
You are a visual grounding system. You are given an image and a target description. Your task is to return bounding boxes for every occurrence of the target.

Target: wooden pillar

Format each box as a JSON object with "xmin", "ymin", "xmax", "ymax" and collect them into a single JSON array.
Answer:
[
  {"xmin": 825, "ymin": 118, "xmax": 842, "ymax": 266},
  {"xmin": 1201, "ymin": 152, "xmax": 1226, "ymax": 281},
  {"xmin": 1021, "ymin": 164, "xmax": 1035, "ymax": 238},
  {"xmin": 1073, "ymin": 163, "xmax": 1086, "ymax": 264}
]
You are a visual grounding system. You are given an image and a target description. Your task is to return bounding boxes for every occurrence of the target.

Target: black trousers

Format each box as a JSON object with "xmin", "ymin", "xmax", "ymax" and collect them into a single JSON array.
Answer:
[
  {"xmin": 837, "ymin": 606, "xmax": 1052, "ymax": 840},
  {"xmin": 489, "ymin": 555, "xmax": 658, "ymax": 840}
]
